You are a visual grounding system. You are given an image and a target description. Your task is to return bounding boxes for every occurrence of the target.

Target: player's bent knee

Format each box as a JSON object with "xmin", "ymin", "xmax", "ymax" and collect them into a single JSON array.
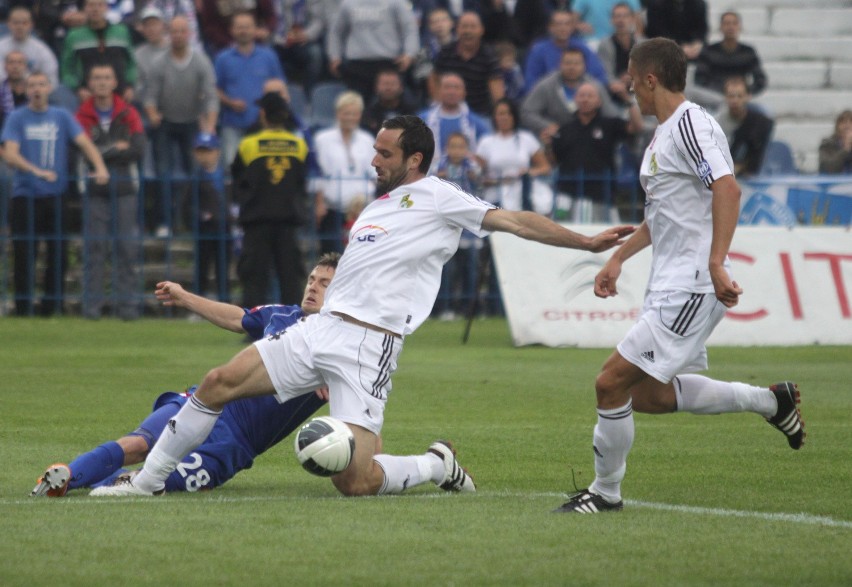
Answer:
[{"xmin": 197, "ymin": 367, "xmax": 244, "ymax": 405}]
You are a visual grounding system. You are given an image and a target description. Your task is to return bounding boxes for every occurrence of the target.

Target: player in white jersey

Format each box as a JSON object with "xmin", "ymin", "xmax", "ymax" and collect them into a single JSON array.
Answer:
[
  {"xmin": 554, "ymin": 38, "xmax": 805, "ymax": 515},
  {"xmin": 92, "ymin": 115, "xmax": 635, "ymax": 498}
]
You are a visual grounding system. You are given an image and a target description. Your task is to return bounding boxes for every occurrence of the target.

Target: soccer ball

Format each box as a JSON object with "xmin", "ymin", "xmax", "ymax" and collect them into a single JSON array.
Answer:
[{"xmin": 294, "ymin": 416, "xmax": 355, "ymax": 477}]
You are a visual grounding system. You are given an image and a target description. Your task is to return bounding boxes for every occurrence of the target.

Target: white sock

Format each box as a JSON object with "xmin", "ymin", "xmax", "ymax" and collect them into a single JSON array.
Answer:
[
  {"xmin": 134, "ymin": 396, "xmax": 221, "ymax": 492},
  {"xmin": 373, "ymin": 454, "xmax": 441, "ymax": 494},
  {"xmin": 589, "ymin": 400, "xmax": 634, "ymax": 503},
  {"xmin": 675, "ymin": 375, "xmax": 776, "ymax": 418}
]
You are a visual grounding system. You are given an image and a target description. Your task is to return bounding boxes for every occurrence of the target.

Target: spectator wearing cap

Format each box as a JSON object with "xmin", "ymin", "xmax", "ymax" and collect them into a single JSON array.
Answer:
[
  {"xmin": 136, "ymin": 1, "xmax": 201, "ymax": 48},
  {"xmin": 232, "ymin": 92, "xmax": 309, "ymax": 308},
  {"xmin": 134, "ymin": 7, "xmax": 170, "ymax": 108},
  {"xmin": 184, "ymin": 131, "xmax": 231, "ymax": 300},
  {"xmin": 145, "ymin": 14, "xmax": 218, "ymax": 237},
  {"xmin": 61, "ymin": 0, "xmax": 137, "ymax": 104},
  {"xmin": 215, "ymin": 10, "xmax": 286, "ymax": 169}
]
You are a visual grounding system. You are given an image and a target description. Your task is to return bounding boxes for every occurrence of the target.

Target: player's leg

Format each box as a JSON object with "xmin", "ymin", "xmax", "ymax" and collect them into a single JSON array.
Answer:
[
  {"xmin": 332, "ymin": 425, "xmax": 383, "ymax": 496},
  {"xmin": 333, "ymin": 425, "xmax": 475, "ymax": 497},
  {"xmin": 627, "ymin": 294, "xmax": 803, "ymax": 448},
  {"xmin": 32, "ymin": 402, "xmax": 178, "ymax": 496},
  {"xmin": 320, "ymin": 321, "xmax": 475, "ymax": 497},
  {"xmin": 554, "ymin": 349, "xmax": 644, "ymax": 513},
  {"xmin": 92, "ymin": 345, "xmax": 277, "ymax": 496},
  {"xmin": 590, "ymin": 351, "xmax": 645, "ymax": 504}
]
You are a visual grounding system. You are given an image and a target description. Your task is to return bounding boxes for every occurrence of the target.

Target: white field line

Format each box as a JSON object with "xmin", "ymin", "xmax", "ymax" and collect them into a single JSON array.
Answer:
[{"xmin": 4, "ymin": 490, "xmax": 851, "ymax": 528}]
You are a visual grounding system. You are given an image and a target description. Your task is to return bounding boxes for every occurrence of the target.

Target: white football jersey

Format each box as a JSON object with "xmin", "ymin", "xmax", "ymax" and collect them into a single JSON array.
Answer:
[
  {"xmin": 322, "ymin": 176, "xmax": 495, "ymax": 335},
  {"xmin": 640, "ymin": 101, "xmax": 735, "ymax": 292}
]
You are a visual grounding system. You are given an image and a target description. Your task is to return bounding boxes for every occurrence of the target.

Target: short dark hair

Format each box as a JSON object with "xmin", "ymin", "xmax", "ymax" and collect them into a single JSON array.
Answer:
[
  {"xmin": 629, "ymin": 38, "xmax": 686, "ymax": 93},
  {"xmin": 87, "ymin": 62, "xmax": 116, "ymax": 82},
  {"xmin": 723, "ymin": 75, "xmax": 749, "ymax": 94},
  {"xmin": 612, "ymin": 2, "xmax": 634, "ymax": 15},
  {"xmin": 446, "ymin": 131, "xmax": 470, "ymax": 146},
  {"xmin": 257, "ymin": 92, "xmax": 296, "ymax": 130},
  {"xmin": 381, "ymin": 115, "xmax": 435, "ymax": 173},
  {"xmin": 316, "ymin": 252, "xmax": 341, "ymax": 270},
  {"xmin": 720, "ymin": 11, "xmax": 741, "ymax": 24},
  {"xmin": 561, "ymin": 47, "xmax": 586, "ymax": 64},
  {"xmin": 230, "ymin": 9, "xmax": 257, "ymax": 27}
]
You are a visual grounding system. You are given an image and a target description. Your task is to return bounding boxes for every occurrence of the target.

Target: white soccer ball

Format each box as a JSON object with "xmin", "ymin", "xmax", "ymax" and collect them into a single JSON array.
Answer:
[{"xmin": 294, "ymin": 416, "xmax": 355, "ymax": 477}]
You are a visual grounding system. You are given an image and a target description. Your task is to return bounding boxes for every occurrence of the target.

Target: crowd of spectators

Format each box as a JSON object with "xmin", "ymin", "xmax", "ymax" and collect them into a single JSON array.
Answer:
[{"xmin": 0, "ymin": 0, "xmax": 848, "ymax": 319}]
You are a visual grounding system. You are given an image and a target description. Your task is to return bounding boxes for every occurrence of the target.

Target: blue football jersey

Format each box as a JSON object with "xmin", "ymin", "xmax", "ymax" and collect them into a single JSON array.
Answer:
[
  {"xmin": 241, "ymin": 304, "xmax": 304, "ymax": 340},
  {"xmin": 153, "ymin": 390, "xmax": 325, "ymax": 492}
]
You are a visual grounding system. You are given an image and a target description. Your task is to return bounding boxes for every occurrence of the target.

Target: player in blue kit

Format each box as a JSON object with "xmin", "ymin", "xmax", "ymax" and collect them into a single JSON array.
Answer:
[{"xmin": 30, "ymin": 253, "xmax": 340, "ymax": 497}]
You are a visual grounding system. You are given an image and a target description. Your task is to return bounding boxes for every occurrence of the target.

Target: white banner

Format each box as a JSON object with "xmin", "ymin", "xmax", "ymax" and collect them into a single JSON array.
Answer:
[{"xmin": 491, "ymin": 225, "xmax": 852, "ymax": 347}]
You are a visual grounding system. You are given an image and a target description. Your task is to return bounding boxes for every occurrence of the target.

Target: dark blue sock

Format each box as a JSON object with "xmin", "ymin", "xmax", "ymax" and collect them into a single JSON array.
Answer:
[{"xmin": 67, "ymin": 441, "xmax": 127, "ymax": 489}]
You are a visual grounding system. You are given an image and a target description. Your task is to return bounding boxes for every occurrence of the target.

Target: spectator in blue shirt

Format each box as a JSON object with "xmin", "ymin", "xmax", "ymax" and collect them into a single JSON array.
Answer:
[
  {"xmin": 215, "ymin": 10, "xmax": 287, "ymax": 167},
  {"xmin": 1, "ymin": 71, "xmax": 109, "ymax": 316},
  {"xmin": 523, "ymin": 10, "xmax": 608, "ymax": 94}
]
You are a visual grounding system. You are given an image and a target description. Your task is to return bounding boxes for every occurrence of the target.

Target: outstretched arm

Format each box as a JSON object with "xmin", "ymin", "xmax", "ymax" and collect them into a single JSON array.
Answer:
[
  {"xmin": 481, "ymin": 208, "xmax": 635, "ymax": 253},
  {"xmin": 155, "ymin": 281, "xmax": 246, "ymax": 333}
]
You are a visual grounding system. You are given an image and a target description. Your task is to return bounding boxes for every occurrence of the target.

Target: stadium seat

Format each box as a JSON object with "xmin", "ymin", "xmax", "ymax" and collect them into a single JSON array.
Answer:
[
  {"xmin": 772, "ymin": 9, "xmax": 852, "ymax": 37},
  {"xmin": 830, "ymin": 63, "xmax": 852, "ymax": 89},
  {"xmin": 743, "ymin": 36, "xmax": 852, "ymax": 62},
  {"xmin": 763, "ymin": 61, "xmax": 827, "ymax": 90},
  {"xmin": 754, "ymin": 90, "xmax": 850, "ymax": 119},
  {"xmin": 287, "ymin": 83, "xmax": 309, "ymax": 121},
  {"xmin": 309, "ymin": 82, "xmax": 347, "ymax": 131},
  {"xmin": 760, "ymin": 140, "xmax": 798, "ymax": 176}
]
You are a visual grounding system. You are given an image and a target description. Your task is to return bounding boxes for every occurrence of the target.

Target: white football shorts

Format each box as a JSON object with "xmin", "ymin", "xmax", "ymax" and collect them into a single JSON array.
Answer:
[
  {"xmin": 255, "ymin": 313, "xmax": 402, "ymax": 435},
  {"xmin": 617, "ymin": 290, "xmax": 727, "ymax": 383}
]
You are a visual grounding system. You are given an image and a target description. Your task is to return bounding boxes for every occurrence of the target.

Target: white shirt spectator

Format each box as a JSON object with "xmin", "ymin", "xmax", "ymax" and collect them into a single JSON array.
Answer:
[
  {"xmin": 476, "ymin": 130, "xmax": 541, "ymax": 210},
  {"xmin": 313, "ymin": 125, "xmax": 377, "ymax": 212}
]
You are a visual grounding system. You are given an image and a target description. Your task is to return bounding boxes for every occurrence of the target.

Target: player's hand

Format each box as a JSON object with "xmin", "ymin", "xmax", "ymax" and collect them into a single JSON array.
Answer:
[
  {"xmin": 314, "ymin": 386, "xmax": 330, "ymax": 401},
  {"xmin": 594, "ymin": 257, "xmax": 622, "ymax": 298},
  {"xmin": 587, "ymin": 225, "xmax": 635, "ymax": 253},
  {"xmin": 710, "ymin": 265, "xmax": 742, "ymax": 308},
  {"xmin": 155, "ymin": 281, "xmax": 187, "ymax": 306},
  {"xmin": 229, "ymin": 98, "xmax": 247, "ymax": 113}
]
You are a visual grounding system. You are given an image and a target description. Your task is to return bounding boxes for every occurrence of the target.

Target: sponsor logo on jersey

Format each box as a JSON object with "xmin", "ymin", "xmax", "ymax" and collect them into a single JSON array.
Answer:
[
  {"xmin": 351, "ymin": 224, "xmax": 389, "ymax": 243},
  {"xmin": 649, "ymin": 153, "xmax": 658, "ymax": 175},
  {"xmin": 399, "ymin": 194, "xmax": 414, "ymax": 208},
  {"xmin": 640, "ymin": 350, "xmax": 655, "ymax": 363},
  {"xmin": 697, "ymin": 159, "xmax": 711, "ymax": 181}
]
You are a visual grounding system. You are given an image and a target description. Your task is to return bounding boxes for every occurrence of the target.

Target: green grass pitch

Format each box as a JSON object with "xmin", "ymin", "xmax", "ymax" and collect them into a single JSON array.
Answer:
[{"xmin": 1, "ymin": 317, "xmax": 850, "ymax": 586}]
